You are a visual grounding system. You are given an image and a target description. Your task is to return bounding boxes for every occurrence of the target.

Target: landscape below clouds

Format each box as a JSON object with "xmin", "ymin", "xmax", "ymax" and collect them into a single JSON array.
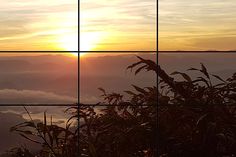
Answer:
[
  {"xmin": 0, "ymin": 106, "xmax": 73, "ymax": 155},
  {"xmin": 80, "ymin": 53, "xmax": 157, "ymax": 104},
  {"xmin": 159, "ymin": 53, "xmax": 236, "ymax": 81},
  {"xmin": 0, "ymin": 54, "xmax": 78, "ymax": 104},
  {"xmin": 0, "ymin": 54, "xmax": 78, "ymax": 154}
]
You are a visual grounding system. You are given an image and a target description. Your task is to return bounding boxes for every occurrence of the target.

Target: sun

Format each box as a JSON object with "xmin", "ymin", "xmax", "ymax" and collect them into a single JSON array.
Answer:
[
  {"xmin": 69, "ymin": 52, "xmax": 87, "ymax": 57},
  {"xmin": 80, "ymin": 32, "xmax": 103, "ymax": 51},
  {"xmin": 70, "ymin": 53, "xmax": 78, "ymax": 57},
  {"xmin": 79, "ymin": 52, "xmax": 87, "ymax": 57},
  {"xmin": 59, "ymin": 34, "xmax": 78, "ymax": 51}
]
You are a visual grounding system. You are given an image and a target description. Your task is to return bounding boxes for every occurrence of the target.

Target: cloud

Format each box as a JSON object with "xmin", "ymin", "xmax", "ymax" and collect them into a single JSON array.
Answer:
[
  {"xmin": 0, "ymin": 105, "xmax": 73, "ymax": 154},
  {"xmin": 0, "ymin": 0, "xmax": 78, "ymax": 50},
  {"xmin": 0, "ymin": 89, "xmax": 77, "ymax": 104},
  {"xmin": 159, "ymin": 0, "xmax": 236, "ymax": 50},
  {"xmin": 81, "ymin": 0, "xmax": 156, "ymax": 50},
  {"xmin": 0, "ymin": 55, "xmax": 78, "ymax": 98}
]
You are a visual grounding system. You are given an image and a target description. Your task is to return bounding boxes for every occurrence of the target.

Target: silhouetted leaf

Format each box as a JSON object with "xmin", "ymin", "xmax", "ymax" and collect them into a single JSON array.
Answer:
[
  {"xmin": 98, "ymin": 87, "xmax": 106, "ymax": 94},
  {"xmin": 132, "ymin": 85, "xmax": 147, "ymax": 94},
  {"xmin": 212, "ymin": 74, "xmax": 226, "ymax": 83},
  {"xmin": 200, "ymin": 63, "xmax": 210, "ymax": 79},
  {"xmin": 187, "ymin": 68, "xmax": 199, "ymax": 71},
  {"xmin": 171, "ymin": 71, "xmax": 192, "ymax": 82},
  {"xmin": 19, "ymin": 133, "xmax": 41, "ymax": 144},
  {"xmin": 135, "ymin": 65, "xmax": 147, "ymax": 75}
]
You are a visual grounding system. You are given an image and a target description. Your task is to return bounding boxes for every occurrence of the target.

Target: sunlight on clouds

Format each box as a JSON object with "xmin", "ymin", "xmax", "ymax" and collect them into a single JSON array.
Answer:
[
  {"xmin": 159, "ymin": 0, "xmax": 236, "ymax": 51},
  {"xmin": 80, "ymin": 32, "xmax": 105, "ymax": 51},
  {"xmin": 0, "ymin": 0, "xmax": 78, "ymax": 50},
  {"xmin": 59, "ymin": 34, "xmax": 78, "ymax": 51},
  {"xmin": 80, "ymin": 0, "xmax": 156, "ymax": 51}
]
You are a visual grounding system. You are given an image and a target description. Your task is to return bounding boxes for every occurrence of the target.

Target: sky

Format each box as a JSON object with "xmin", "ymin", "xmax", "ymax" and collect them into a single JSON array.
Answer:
[
  {"xmin": 0, "ymin": 0, "xmax": 78, "ymax": 51},
  {"xmin": 159, "ymin": 0, "xmax": 236, "ymax": 51},
  {"xmin": 81, "ymin": 0, "xmax": 156, "ymax": 51},
  {"xmin": 4, "ymin": 0, "xmax": 236, "ymax": 51},
  {"xmin": 0, "ymin": 0, "xmax": 156, "ymax": 51}
]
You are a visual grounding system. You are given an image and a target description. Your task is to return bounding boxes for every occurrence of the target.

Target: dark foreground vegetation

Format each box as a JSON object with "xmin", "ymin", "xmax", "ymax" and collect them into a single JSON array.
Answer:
[
  {"xmin": 2, "ymin": 56, "xmax": 157, "ymax": 157},
  {"xmin": 159, "ymin": 63, "xmax": 236, "ymax": 157},
  {"xmin": 5, "ymin": 55, "xmax": 236, "ymax": 157},
  {"xmin": 8, "ymin": 106, "xmax": 78, "ymax": 157},
  {"xmin": 79, "ymin": 56, "xmax": 157, "ymax": 157}
]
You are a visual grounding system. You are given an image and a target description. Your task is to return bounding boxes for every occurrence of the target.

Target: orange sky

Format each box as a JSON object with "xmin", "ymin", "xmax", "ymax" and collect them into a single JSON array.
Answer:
[
  {"xmin": 81, "ymin": 0, "xmax": 156, "ymax": 51},
  {"xmin": 0, "ymin": 0, "xmax": 78, "ymax": 51},
  {"xmin": 0, "ymin": 0, "xmax": 157, "ymax": 51},
  {"xmin": 159, "ymin": 0, "xmax": 236, "ymax": 51},
  {"xmin": 0, "ymin": 53, "xmax": 78, "ymax": 59}
]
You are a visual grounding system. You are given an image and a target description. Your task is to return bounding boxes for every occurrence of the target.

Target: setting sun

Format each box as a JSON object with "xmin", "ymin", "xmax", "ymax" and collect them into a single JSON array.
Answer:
[
  {"xmin": 80, "ymin": 32, "xmax": 104, "ymax": 51},
  {"xmin": 70, "ymin": 52, "xmax": 86, "ymax": 57},
  {"xmin": 70, "ymin": 52, "xmax": 78, "ymax": 57},
  {"xmin": 80, "ymin": 52, "xmax": 87, "ymax": 57},
  {"xmin": 60, "ymin": 34, "xmax": 78, "ymax": 51}
]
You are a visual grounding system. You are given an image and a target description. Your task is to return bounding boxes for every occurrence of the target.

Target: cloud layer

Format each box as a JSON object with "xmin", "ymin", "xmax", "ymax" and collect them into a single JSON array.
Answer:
[
  {"xmin": 81, "ymin": 0, "xmax": 156, "ymax": 51},
  {"xmin": 159, "ymin": 0, "xmax": 236, "ymax": 50},
  {"xmin": 0, "ymin": 106, "xmax": 72, "ymax": 154},
  {"xmin": 0, "ymin": 0, "xmax": 78, "ymax": 50},
  {"xmin": 0, "ymin": 89, "xmax": 77, "ymax": 104},
  {"xmin": 0, "ymin": 54, "xmax": 78, "ymax": 104}
]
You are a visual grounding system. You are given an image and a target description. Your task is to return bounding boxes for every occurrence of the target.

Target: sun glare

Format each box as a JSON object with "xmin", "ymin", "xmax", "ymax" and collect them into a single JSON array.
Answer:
[
  {"xmin": 80, "ymin": 32, "xmax": 104, "ymax": 51},
  {"xmin": 60, "ymin": 34, "xmax": 78, "ymax": 51},
  {"xmin": 70, "ymin": 53, "xmax": 78, "ymax": 57},
  {"xmin": 69, "ymin": 52, "xmax": 87, "ymax": 57},
  {"xmin": 80, "ymin": 52, "xmax": 87, "ymax": 57}
]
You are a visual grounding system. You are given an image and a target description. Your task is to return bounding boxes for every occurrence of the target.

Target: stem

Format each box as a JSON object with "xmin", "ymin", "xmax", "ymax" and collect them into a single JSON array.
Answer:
[{"xmin": 23, "ymin": 106, "xmax": 58, "ymax": 157}]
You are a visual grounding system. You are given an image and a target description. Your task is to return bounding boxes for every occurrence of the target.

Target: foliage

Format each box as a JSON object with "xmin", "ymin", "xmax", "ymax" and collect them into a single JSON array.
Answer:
[
  {"xmin": 79, "ymin": 56, "xmax": 157, "ymax": 157},
  {"xmin": 9, "ymin": 56, "xmax": 157, "ymax": 157},
  {"xmin": 1, "ymin": 147, "xmax": 34, "ymax": 157},
  {"xmin": 158, "ymin": 63, "xmax": 236, "ymax": 157},
  {"xmin": 10, "ymin": 106, "xmax": 78, "ymax": 157}
]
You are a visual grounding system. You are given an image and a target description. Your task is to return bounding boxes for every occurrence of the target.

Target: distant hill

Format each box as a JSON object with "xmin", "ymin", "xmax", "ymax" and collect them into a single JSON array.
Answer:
[{"xmin": 0, "ymin": 54, "xmax": 78, "ymax": 99}]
